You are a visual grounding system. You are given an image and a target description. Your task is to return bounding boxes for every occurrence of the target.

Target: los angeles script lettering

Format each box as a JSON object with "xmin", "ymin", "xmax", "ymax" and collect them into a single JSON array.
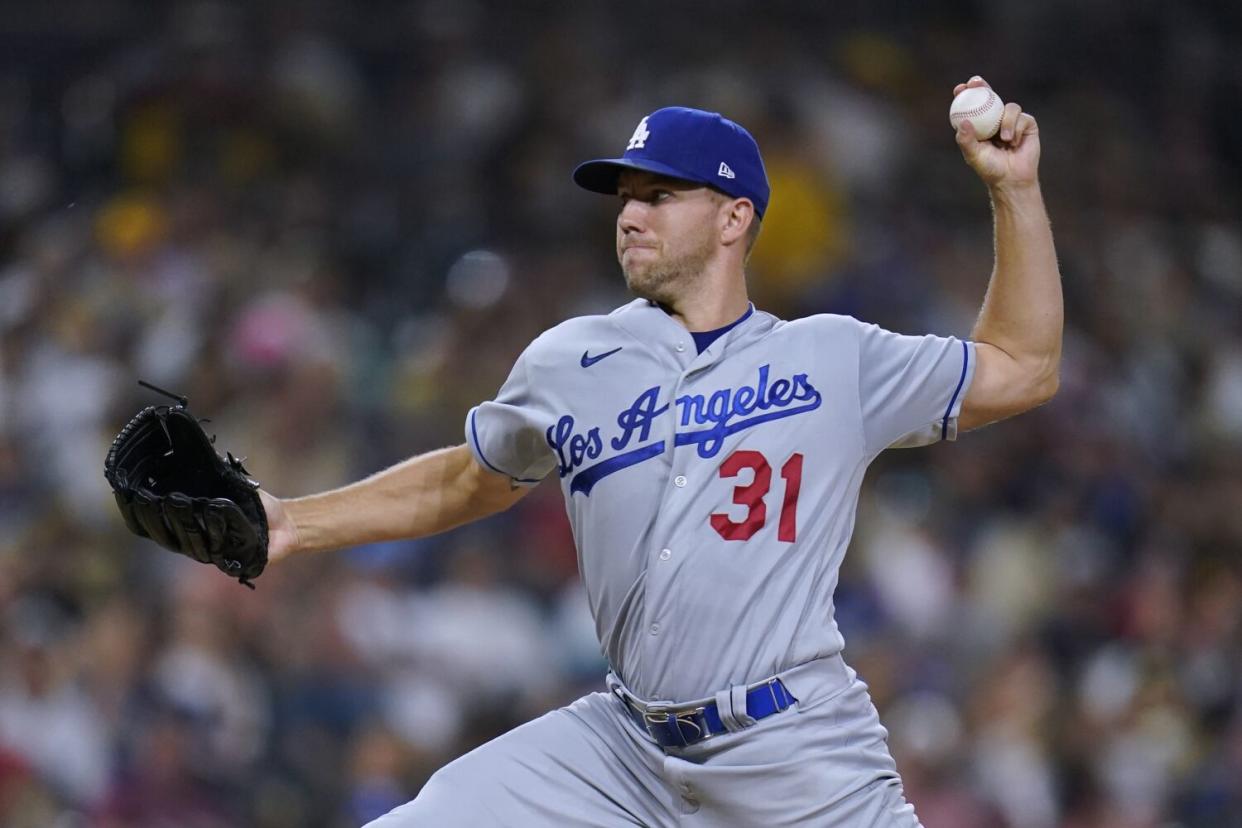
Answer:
[{"xmin": 547, "ymin": 365, "xmax": 821, "ymax": 479}]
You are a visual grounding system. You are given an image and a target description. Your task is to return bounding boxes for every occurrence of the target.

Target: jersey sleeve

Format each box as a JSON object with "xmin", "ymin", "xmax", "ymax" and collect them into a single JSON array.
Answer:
[
  {"xmin": 856, "ymin": 321, "xmax": 975, "ymax": 456},
  {"xmin": 465, "ymin": 345, "xmax": 558, "ymax": 487}
]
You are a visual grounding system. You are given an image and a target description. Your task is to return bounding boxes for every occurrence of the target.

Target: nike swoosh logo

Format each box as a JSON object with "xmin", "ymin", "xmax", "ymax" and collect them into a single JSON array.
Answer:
[{"xmin": 580, "ymin": 347, "xmax": 623, "ymax": 368}]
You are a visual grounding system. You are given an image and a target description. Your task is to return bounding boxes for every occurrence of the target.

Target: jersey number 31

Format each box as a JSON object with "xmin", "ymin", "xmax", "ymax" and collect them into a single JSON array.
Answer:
[{"xmin": 710, "ymin": 450, "xmax": 803, "ymax": 543}]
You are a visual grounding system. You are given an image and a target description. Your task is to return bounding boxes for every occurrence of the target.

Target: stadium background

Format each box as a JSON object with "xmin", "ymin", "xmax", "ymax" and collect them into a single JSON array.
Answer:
[{"xmin": 2, "ymin": 1, "xmax": 1241, "ymax": 825}]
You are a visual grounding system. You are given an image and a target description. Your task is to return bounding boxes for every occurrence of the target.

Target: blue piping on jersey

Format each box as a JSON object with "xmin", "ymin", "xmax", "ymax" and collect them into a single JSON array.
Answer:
[
  {"xmin": 941, "ymin": 342, "xmax": 970, "ymax": 441},
  {"xmin": 471, "ymin": 409, "xmax": 540, "ymax": 483},
  {"xmin": 570, "ymin": 440, "xmax": 666, "ymax": 495}
]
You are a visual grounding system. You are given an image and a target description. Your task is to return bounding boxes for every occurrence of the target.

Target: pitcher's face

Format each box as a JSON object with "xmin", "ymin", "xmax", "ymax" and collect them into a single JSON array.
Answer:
[{"xmin": 615, "ymin": 171, "xmax": 725, "ymax": 304}]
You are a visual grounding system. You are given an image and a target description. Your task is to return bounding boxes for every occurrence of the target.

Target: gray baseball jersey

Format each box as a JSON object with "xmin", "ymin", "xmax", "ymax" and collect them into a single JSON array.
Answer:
[{"xmin": 466, "ymin": 298, "xmax": 974, "ymax": 703}]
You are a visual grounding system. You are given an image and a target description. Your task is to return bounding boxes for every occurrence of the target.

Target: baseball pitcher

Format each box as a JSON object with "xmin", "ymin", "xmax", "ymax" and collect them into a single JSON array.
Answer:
[{"xmin": 259, "ymin": 76, "xmax": 1060, "ymax": 826}]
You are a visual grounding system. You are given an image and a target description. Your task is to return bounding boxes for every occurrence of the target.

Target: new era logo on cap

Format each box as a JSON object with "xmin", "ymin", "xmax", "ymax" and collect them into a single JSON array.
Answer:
[{"xmin": 572, "ymin": 107, "xmax": 771, "ymax": 217}]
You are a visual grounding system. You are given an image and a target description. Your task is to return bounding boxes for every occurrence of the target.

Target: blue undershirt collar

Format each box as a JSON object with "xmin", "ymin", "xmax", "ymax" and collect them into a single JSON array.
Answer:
[{"xmin": 690, "ymin": 304, "xmax": 754, "ymax": 354}]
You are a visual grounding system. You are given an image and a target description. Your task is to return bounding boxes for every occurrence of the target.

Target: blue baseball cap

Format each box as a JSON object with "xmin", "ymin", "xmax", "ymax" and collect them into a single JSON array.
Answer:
[{"xmin": 573, "ymin": 107, "xmax": 770, "ymax": 218}]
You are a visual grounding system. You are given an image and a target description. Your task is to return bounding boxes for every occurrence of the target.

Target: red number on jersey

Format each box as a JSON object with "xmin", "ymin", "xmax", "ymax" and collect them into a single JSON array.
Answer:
[
  {"xmin": 709, "ymin": 450, "xmax": 804, "ymax": 543},
  {"xmin": 709, "ymin": 450, "xmax": 769, "ymax": 541},
  {"xmin": 778, "ymin": 452, "xmax": 803, "ymax": 542}
]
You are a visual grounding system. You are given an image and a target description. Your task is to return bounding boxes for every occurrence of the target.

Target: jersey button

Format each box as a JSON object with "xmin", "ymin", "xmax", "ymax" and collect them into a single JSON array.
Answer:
[
  {"xmin": 674, "ymin": 475, "xmax": 687, "ymax": 488},
  {"xmin": 675, "ymin": 342, "xmax": 686, "ymax": 352},
  {"xmin": 650, "ymin": 623, "xmax": 660, "ymax": 635},
  {"xmin": 659, "ymin": 548, "xmax": 672, "ymax": 561}
]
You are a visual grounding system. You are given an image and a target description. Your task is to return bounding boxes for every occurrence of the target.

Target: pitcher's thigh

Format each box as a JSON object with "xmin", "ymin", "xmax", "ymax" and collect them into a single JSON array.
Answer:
[
  {"xmin": 681, "ymin": 680, "xmax": 922, "ymax": 827},
  {"xmin": 365, "ymin": 693, "xmax": 672, "ymax": 828}
]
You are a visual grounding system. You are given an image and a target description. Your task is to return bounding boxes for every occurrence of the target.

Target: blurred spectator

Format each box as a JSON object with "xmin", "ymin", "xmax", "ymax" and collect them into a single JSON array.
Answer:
[{"xmin": 0, "ymin": 596, "xmax": 110, "ymax": 806}]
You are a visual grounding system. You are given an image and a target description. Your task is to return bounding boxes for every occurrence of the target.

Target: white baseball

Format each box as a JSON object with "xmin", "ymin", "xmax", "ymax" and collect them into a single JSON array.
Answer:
[{"xmin": 949, "ymin": 86, "xmax": 1004, "ymax": 139}]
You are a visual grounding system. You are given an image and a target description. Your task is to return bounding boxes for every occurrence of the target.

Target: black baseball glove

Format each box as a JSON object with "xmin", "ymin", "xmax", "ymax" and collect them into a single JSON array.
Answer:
[{"xmin": 104, "ymin": 382, "xmax": 268, "ymax": 588}]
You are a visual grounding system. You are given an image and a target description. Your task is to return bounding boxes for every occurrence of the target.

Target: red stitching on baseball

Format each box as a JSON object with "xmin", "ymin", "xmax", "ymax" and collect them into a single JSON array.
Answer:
[{"xmin": 956, "ymin": 89, "xmax": 997, "ymax": 118}]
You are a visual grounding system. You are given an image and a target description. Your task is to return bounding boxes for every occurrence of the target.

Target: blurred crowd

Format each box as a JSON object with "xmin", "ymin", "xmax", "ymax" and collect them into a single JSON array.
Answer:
[{"xmin": 2, "ymin": 1, "xmax": 1241, "ymax": 826}]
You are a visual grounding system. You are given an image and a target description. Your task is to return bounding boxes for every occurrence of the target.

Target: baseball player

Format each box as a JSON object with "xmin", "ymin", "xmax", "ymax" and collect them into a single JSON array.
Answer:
[{"xmin": 261, "ymin": 75, "xmax": 1060, "ymax": 826}]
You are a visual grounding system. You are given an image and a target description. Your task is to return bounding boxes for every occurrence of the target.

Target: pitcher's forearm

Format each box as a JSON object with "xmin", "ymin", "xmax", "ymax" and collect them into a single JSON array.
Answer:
[
  {"xmin": 973, "ymin": 182, "xmax": 1063, "ymax": 381},
  {"xmin": 283, "ymin": 445, "xmax": 517, "ymax": 554}
]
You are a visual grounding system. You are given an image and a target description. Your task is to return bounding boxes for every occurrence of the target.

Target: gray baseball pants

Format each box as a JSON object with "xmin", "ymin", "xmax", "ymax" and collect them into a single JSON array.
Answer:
[{"xmin": 365, "ymin": 656, "xmax": 922, "ymax": 827}]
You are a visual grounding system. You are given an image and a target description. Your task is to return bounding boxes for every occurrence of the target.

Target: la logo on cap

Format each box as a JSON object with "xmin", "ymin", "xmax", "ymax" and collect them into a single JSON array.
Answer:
[{"xmin": 627, "ymin": 117, "xmax": 650, "ymax": 150}]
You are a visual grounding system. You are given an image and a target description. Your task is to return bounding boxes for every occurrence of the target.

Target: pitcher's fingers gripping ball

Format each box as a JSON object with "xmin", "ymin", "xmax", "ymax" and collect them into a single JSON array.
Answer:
[
  {"xmin": 950, "ymin": 76, "xmax": 1040, "ymax": 187},
  {"xmin": 104, "ymin": 381, "xmax": 269, "ymax": 587}
]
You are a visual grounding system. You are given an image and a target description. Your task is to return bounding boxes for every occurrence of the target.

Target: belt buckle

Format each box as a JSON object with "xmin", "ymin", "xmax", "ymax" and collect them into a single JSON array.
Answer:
[
  {"xmin": 643, "ymin": 704, "xmax": 709, "ymax": 746},
  {"xmin": 641, "ymin": 703, "xmax": 670, "ymax": 725}
]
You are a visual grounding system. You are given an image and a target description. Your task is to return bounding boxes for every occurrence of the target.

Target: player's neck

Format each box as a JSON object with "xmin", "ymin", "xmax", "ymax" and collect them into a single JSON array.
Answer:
[{"xmin": 658, "ymin": 274, "xmax": 750, "ymax": 332}]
